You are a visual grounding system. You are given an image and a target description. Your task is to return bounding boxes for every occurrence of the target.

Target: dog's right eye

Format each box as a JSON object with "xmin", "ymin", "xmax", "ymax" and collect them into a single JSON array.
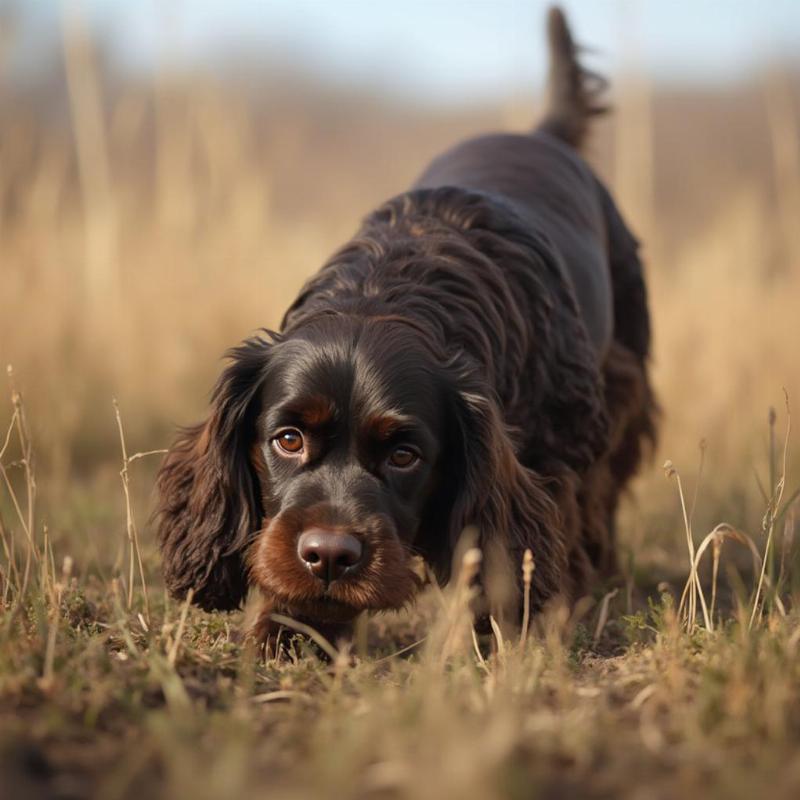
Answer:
[
  {"xmin": 387, "ymin": 445, "xmax": 420, "ymax": 469},
  {"xmin": 274, "ymin": 429, "xmax": 304, "ymax": 455}
]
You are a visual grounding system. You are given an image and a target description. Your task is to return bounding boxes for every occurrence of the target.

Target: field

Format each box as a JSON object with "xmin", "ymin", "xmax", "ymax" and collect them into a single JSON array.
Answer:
[{"xmin": 2, "ymin": 24, "xmax": 800, "ymax": 800}]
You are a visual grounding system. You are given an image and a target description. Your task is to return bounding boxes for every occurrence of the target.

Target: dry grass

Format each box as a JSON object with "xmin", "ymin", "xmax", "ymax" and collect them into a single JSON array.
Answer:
[
  {"xmin": 1, "ymin": 28, "xmax": 800, "ymax": 800},
  {"xmin": 1, "ymin": 387, "xmax": 800, "ymax": 800}
]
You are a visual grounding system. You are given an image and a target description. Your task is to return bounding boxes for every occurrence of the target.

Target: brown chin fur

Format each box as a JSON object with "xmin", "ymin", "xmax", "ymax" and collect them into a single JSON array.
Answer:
[{"xmin": 246, "ymin": 507, "xmax": 424, "ymax": 621}]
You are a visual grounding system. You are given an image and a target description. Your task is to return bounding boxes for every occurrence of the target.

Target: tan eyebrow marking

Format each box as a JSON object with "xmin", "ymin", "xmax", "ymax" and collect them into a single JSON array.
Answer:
[
  {"xmin": 292, "ymin": 395, "xmax": 336, "ymax": 428},
  {"xmin": 364, "ymin": 413, "xmax": 415, "ymax": 441}
]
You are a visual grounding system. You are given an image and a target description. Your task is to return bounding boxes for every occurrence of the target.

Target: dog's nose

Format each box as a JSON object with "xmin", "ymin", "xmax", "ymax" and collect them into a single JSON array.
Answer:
[{"xmin": 297, "ymin": 529, "xmax": 363, "ymax": 583}]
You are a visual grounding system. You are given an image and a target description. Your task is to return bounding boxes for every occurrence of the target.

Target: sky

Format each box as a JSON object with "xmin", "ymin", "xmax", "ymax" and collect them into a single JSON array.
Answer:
[{"xmin": 10, "ymin": 1, "xmax": 800, "ymax": 103}]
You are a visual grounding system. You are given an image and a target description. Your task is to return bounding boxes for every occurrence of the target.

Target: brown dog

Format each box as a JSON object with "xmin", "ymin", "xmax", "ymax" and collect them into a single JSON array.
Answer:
[{"xmin": 155, "ymin": 7, "xmax": 656, "ymax": 648}]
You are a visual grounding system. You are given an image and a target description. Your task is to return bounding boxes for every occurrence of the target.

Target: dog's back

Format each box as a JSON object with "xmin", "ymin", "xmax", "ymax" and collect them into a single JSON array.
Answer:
[
  {"xmin": 414, "ymin": 7, "xmax": 625, "ymax": 359},
  {"xmin": 416, "ymin": 7, "xmax": 657, "ymax": 583}
]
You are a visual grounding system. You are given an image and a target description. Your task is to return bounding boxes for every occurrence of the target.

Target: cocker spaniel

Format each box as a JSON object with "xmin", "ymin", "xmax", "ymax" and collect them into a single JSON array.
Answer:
[{"xmin": 156, "ymin": 7, "xmax": 657, "ymax": 648}]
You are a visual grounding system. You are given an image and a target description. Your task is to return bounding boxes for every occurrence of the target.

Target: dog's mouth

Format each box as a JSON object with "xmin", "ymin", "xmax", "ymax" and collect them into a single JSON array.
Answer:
[{"xmin": 276, "ymin": 595, "xmax": 367, "ymax": 625}]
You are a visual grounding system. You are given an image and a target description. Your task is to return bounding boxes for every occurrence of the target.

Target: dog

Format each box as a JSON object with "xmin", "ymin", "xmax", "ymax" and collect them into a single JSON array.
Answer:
[{"xmin": 155, "ymin": 7, "xmax": 657, "ymax": 649}]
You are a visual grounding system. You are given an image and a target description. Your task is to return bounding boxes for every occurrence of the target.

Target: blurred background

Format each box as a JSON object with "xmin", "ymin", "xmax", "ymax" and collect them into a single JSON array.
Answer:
[{"xmin": 1, "ymin": 0, "xmax": 798, "ymax": 564}]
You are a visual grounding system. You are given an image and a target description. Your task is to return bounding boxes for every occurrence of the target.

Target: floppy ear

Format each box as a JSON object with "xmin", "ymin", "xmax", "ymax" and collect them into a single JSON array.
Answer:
[
  {"xmin": 420, "ymin": 372, "xmax": 570, "ymax": 617},
  {"xmin": 155, "ymin": 336, "xmax": 272, "ymax": 612}
]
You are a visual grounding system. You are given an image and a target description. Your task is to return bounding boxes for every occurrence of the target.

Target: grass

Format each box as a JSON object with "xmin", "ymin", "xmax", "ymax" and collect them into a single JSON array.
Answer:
[
  {"xmin": 2, "ymin": 23, "xmax": 800, "ymax": 800},
  {"xmin": 1, "ymin": 344, "xmax": 800, "ymax": 800}
]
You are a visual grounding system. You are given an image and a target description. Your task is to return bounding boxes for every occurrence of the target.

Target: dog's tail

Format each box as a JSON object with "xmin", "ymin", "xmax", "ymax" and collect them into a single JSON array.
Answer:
[{"xmin": 537, "ymin": 6, "xmax": 607, "ymax": 150}]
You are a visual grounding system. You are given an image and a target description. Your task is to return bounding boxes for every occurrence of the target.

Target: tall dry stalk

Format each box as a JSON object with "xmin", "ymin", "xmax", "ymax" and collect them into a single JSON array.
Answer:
[
  {"xmin": 520, "ymin": 548, "xmax": 535, "ymax": 648},
  {"xmin": 750, "ymin": 395, "xmax": 792, "ymax": 629},
  {"xmin": 152, "ymin": 1, "xmax": 199, "ymax": 237},
  {"xmin": 113, "ymin": 399, "xmax": 165, "ymax": 622},
  {"xmin": 664, "ymin": 459, "xmax": 711, "ymax": 632},
  {"xmin": 60, "ymin": 0, "xmax": 118, "ymax": 312},
  {"xmin": 614, "ymin": 4, "xmax": 656, "ymax": 254},
  {"xmin": 40, "ymin": 554, "xmax": 73, "ymax": 691},
  {"xmin": 689, "ymin": 524, "xmax": 765, "ymax": 632},
  {"xmin": 764, "ymin": 68, "xmax": 800, "ymax": 267},
  {"xmin": 424, "ymin": 546, "xmax": 483, "ymax": 668},
  {"xmin": 0, "ymin": 6, "xmax": 17, "ymax": 84},
  {"xmin": 0, "ymin": 366, "xmax": 44, "ymax": 643},
  {"xmin": 0, "ymin": 367, "xmax": 40, "ymax": 607}
]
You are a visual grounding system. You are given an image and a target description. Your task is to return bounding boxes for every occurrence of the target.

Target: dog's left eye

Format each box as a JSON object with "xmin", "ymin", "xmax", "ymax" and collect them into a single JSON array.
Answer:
[
  {"xmin": 388, "ymin": 446, "xmax": 419, "ymax": 469},
  {"xmin": 274, "ymin": 429, "xmax": 304, "ymax": 455}
]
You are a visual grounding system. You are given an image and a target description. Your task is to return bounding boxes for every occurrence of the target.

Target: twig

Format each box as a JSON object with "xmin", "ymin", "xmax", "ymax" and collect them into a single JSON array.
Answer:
[
  {"xmin": 269, "ymin": 613, "xmax": 340, "ymax": 662},
  {"xmin": 168, "ymin": 588, "xmax": 194, "ymax": 667},
  {"xmin": 113, "ymin": 399, "xmax": 150, "ymax": 620},
  {"xmin": 127, "ymin": 449, "xmax": 168, "ymax": 464},
  {"xmin": 593, "ymin": 588, "xmax": 619, "ymax": 646},
  {"xmin": 750, "ymin": 393, "xmax": 791, "ymax": 629}
]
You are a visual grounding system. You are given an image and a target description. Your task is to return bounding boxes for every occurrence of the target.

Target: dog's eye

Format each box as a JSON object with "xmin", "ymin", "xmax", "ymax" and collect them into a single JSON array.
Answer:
[
  {"xmin": 388, "ymin": 446, "xmax": 419, "ymax": 469},
  {"xmin": 274, "ymin": 429, "xmax": 304, "ymax": 455}
]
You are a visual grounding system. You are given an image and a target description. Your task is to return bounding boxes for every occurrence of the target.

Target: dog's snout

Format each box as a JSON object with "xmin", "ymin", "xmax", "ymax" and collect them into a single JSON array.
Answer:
[{"xmin": 297, "ymin": 529, "xmax": 363, "ymax": 584}]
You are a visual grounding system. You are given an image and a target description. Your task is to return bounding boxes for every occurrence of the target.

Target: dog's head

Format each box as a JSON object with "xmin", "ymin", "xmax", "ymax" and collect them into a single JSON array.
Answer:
[
  {"xmin": 157, "ymin": 312, "xmax": 456, "ymax": 623},
  {"xmin": 246, "ymin": 314, "xmax": 449, "ymax": 622},
  {"xmin": 156, "ymin": 189, "xmax": 607, "ymax": 623}
]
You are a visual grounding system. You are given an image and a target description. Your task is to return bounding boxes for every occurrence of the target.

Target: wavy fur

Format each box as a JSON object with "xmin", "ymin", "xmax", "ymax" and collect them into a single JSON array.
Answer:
[{"xmin": 154, "ymin": 6, "xmax": 657, "ymax": 636}]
